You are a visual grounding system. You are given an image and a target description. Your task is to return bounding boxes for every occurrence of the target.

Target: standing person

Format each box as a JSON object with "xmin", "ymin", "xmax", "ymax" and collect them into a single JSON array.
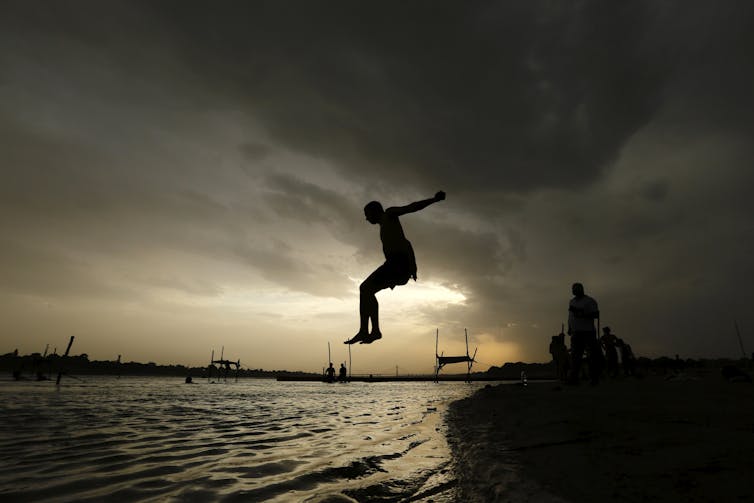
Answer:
[
  {"xmin": 567, "ymin": 282, "xmax": 600, "ymax": 384},
  {"xmin": 549, "ymin": 331, "xmax": 570, "ymax": 382},
  {"xmin": 601, "ymin": 327, "xmax": 619, "ymax": 378},
  {"xmin": 616, "ymin": 339, "xmax": 636, "ymax": 376},
  {"xmin": 345, "ymin": 191, "xmax": 446, "ymax": 345},
  {"xmin": 339, "ymin": 363, "xmax": 348, "ymax": 382}
]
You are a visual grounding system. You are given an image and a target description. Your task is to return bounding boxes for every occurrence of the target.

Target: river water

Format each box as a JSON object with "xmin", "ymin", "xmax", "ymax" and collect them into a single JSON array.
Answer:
[{"xmin": 0, "ymin": 377, "xmax": 488, "ymax": 502}]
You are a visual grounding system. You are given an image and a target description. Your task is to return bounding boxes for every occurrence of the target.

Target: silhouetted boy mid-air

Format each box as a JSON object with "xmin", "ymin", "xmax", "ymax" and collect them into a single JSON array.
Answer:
[{"xmin": 345, "ymin": 191, "xmax": 446, "ymax": 345}]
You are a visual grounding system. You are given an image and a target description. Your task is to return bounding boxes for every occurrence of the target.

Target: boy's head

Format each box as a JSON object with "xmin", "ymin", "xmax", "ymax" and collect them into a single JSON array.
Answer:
[{"xmin": 364, "ymin": 201, "xmax": 383, "ymax": 224}]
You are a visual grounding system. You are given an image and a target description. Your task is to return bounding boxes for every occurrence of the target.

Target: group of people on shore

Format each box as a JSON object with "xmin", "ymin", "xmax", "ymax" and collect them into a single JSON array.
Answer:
[{"xmin": 549, "ymin": 282, "xmax": 636, "ymax": 385}]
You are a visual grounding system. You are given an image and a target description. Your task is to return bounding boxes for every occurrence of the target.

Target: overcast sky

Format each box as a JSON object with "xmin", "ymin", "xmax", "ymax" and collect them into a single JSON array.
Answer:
[{"xmin": 2, "ymin": 1, "xmax": 753, "ymax": 373}]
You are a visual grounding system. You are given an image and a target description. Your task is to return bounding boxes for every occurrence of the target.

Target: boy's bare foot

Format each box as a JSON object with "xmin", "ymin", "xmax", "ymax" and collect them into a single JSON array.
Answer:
[
  {"xmin": 345, "ymin": 332, "xmax": 369, "ymax": 344},
  {"xmin": 360, "ymin": 331, "xmax": 382, "ymax": 344}
]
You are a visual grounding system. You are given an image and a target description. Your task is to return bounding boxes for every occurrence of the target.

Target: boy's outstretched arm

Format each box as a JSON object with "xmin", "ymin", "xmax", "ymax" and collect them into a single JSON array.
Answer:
[{"xmin": 386, "ymin": 191, "xmax": 445, "ymax": 216}]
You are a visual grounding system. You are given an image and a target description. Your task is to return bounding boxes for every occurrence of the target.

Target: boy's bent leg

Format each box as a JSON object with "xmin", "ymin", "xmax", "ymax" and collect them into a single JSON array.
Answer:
[
  {"xmin": 344, "ymin": 290, "xmax": 376, "ymax": 344},
  {"xmin": 345, "ymin": 290, "xmax": 373, "ymax": 344},
  {"xmin": 346, "ymin": 265, "xmax": 389, "ymax": 344},
  {"xmin": 353, "ymin": 265, "xmax": 391, "ymax": 341}
]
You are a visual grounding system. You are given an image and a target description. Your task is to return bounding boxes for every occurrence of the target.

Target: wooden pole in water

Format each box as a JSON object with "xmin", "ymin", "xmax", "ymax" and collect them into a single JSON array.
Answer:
[
  {"xmin": 219, "ymin": 345, "xmax": 225, "ymax": 381},
  {"xmin": 735, "ymin": 321, "xmax": 746, "ymax": 359},
  {"xmin": 436, "ymin": 328, "xmax": 439, "ymax": 357},
  {"xmin": 435, "ymin": 329, "xmax": 439, "ymax": 383},
  {"xmin": 465, "ymin": 328, "xmax": 470, "ymax": 383},
  {"xmin": 43, "ymin": 344, "xmax": 51, "ymax": 379},
  {"xmin": 56, "ymin": 336, "xmax": 74, "ymax": 385}
]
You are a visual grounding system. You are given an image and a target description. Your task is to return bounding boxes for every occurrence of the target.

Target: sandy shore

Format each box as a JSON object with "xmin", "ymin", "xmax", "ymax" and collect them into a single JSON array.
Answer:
[{"xmin": 447, "ymin": 373, "xmax": 754, "ymax": 502}]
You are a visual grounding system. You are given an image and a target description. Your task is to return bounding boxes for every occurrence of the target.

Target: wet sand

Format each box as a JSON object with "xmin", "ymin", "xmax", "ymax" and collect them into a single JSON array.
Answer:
[{"xmin": 447, "ymin": 373, "xmax": 754, "ymax": 502}]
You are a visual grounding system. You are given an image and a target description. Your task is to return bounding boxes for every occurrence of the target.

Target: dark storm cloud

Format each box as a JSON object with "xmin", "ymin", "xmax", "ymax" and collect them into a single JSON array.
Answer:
[
  {"xmin": 410, "ymin": 222, "xmax": 514, "ymax": 285},
  {"xmin": 261, "ymin": 174, "xmax": 360, "ymax": 230},
  {"xmin": 638, "ymin": 179, "xmax": 670, "ymax": 203},
  {"xmin": 5, "ymin": 0, "xmax": 752, "ymax": 201},
  {"xmin": 143, "ymin": 0, "xmax": 671, "ymax": 194},
  {"xmin": 240, "ymin": 142, "xmax": 273, "ymax": 162},
  {"xmin": 0, "ymin": 239, "xmax": 132, "ymax": 299},
  {"xmin": 233, "ymin": 239, "xmax": 350, "ymax": 298},
  {"xmin": 260, "ymin": 172, "xmax": 389, "ymax": 266}
]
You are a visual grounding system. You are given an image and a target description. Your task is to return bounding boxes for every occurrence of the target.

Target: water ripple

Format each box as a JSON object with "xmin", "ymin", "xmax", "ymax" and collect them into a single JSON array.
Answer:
[{"xmin": 0, "ymin": 377, "xmax": 487, "ymax": 502}]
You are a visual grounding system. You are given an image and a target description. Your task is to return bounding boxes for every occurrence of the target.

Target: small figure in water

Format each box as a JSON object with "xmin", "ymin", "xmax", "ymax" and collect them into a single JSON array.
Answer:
[
  {"xmin": 325, "ymin": 362, "xmax": 336, "ymax": 382},
  {"xmin": 339, "ymin": 363, "xmax": 347, "ymax": 382},
  {"xmin": 345, "ymin": 191, "xmax": 446, "ymax": 345}
]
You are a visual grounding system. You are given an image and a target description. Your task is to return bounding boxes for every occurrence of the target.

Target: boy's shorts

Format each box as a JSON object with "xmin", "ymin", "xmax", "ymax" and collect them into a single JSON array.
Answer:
[{"xmin": 365, "ymin": 254, "xmax": 416, "ymax": 290}]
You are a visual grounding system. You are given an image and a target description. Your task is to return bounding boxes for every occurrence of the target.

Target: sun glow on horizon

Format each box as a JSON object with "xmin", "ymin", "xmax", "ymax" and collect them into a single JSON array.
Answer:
[{"xmin": 381, "ymin": 280, "xmax": 467, "ymax": 306}]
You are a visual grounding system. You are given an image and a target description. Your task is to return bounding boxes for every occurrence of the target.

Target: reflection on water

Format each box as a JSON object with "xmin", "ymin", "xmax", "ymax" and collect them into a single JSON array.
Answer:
[{"xmin": 0, "ymin": 377, "xmax": 485, "ymax": 502}]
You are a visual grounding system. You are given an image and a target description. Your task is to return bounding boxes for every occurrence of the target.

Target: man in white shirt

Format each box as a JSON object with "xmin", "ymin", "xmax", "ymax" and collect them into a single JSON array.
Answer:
[{"xmin": 567, "ymin": 282, "xmax": 601, "ymax": 384}]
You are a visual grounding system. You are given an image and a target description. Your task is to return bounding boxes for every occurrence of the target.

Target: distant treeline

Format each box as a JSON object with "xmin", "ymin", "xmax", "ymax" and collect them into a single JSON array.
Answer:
[
  {"xmin": 3, "ymin": 351, "xmax": 749, "ymax": 381},
  {"xmin": 486, "ymin": 356, "xmax": 752, "ymax": 380},
  {"xmin": 0, "ymin": 352, "xmax": 320, "ymax": 379}
]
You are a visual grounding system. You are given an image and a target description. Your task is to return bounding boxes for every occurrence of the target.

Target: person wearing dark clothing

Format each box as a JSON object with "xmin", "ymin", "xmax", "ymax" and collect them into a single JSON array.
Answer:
[
  {"xmin": 601, "ymin": 327, "xmax": 619, "ymax": 378},
  {"xmin": 616, "ymin": 339, "xmax": 636, "ymax": 376},
  {"xmin": 325, "ymin": 362, "xmax": 336, "ymax": 382},
  {"xmin": 339, "ymin": 363, "xmax": 348, "ymax": 382},
  {"xmin": 549, "ymin": 331, "xmax": 570, "ymax": 382}
]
